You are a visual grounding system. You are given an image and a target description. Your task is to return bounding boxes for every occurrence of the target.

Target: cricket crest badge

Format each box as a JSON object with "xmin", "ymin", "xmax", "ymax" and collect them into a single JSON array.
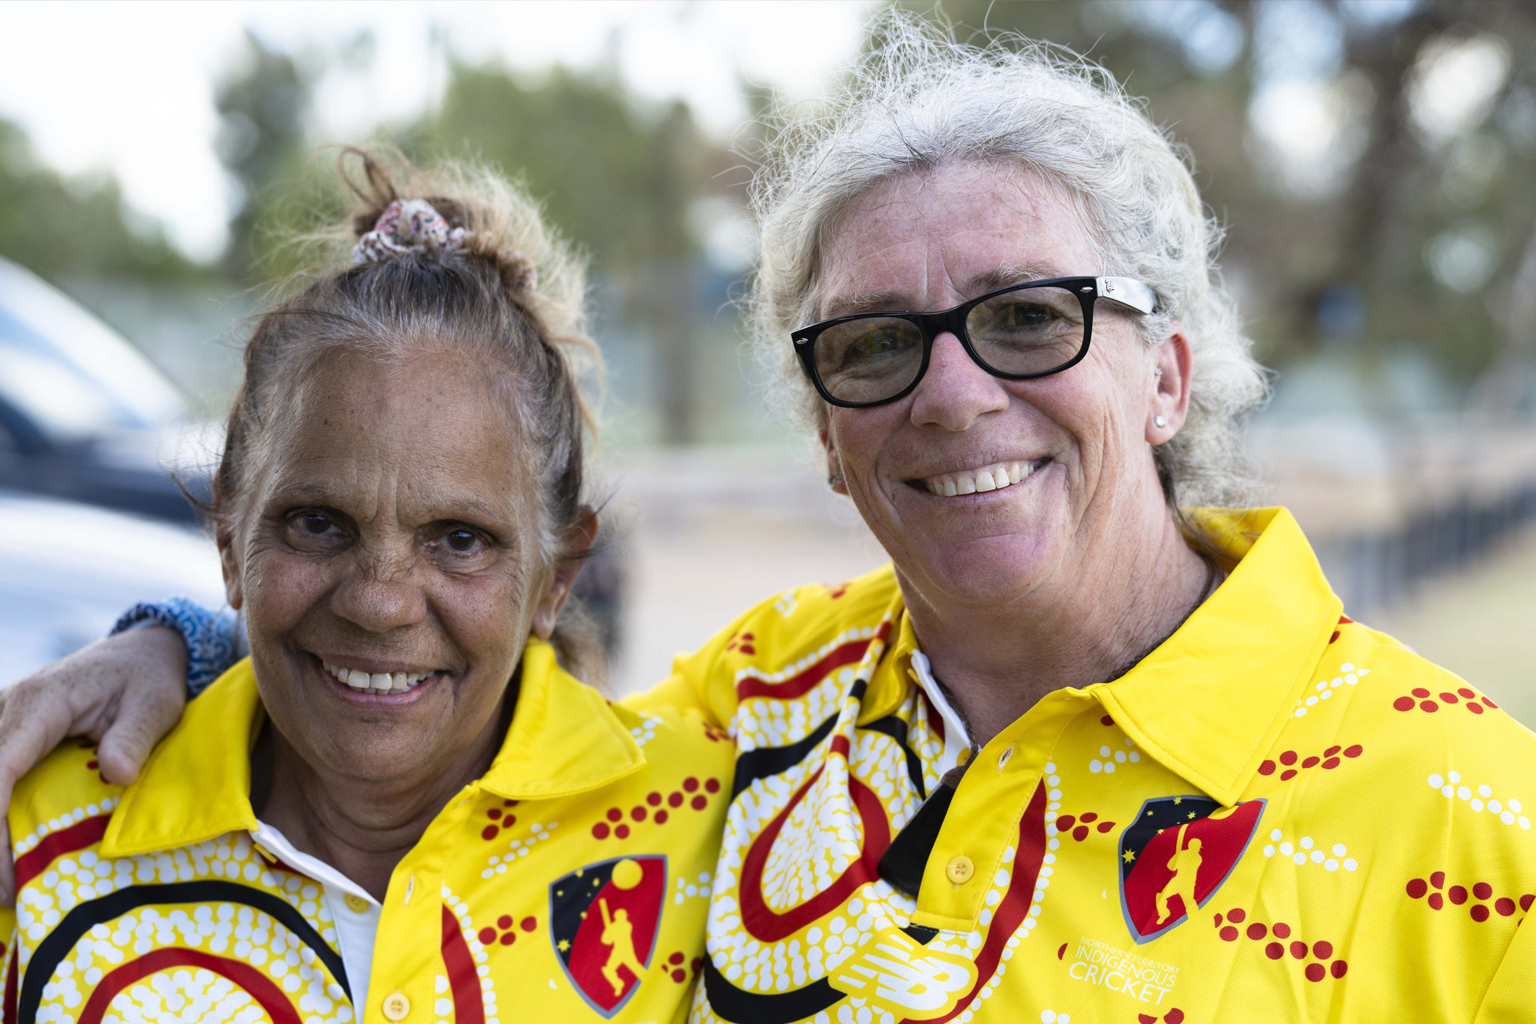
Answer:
[
  {"xmin": 549, "ymin": 854, "xmax": 667, "ymax": 1016},
  {"xmin": 1118, "ymin": 796, "xmax": 1266, "ymax": 944}
]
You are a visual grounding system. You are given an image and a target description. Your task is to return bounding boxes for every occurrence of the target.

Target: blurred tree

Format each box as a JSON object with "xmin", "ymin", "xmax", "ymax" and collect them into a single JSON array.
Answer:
[
  {"xmin": 0, "ymin": 119, "xmax": 200, "ymax": 283},
  {"xmin": 898, "ymin": 0, "xmax": 1536, "ymax": 396},
  {"xmin": 214, "ymin": 30, "xmax": 318, "ymax": 280},
  {"xmin": 422, "ymin": 64, "xmax": 717, "ymax": 444}
]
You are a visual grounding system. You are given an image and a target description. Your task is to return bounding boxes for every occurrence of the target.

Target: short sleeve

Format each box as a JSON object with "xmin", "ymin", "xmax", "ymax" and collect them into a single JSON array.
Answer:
[{"xmin": 624, "ymin": 615, "xmax": 751, "ymax": 730}]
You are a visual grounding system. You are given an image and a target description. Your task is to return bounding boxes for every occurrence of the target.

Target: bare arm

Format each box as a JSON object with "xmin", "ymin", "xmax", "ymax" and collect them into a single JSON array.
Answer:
[{"xmin": 0, "ymin": 627, "xmax": 188, "ymax": 906}]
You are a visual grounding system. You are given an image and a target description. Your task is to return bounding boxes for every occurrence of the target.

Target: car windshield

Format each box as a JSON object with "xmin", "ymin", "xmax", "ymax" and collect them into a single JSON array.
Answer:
[{"xmin": 0, "ymin": 257, "xmax": 186, "ymax": 442}]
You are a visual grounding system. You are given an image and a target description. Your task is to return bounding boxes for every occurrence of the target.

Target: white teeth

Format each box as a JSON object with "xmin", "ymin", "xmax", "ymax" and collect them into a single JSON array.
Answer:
[
  {"xmin": 923, "ymin": 460, "xmax": 1039, "ymax": 498},
  {"xmin": 323, "ymin": 662, "xmax": 432, "ymax": 695}
]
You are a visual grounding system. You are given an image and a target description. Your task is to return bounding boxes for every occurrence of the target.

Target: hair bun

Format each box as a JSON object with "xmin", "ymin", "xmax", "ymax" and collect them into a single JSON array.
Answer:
[{"xmin": 352, "ymin": 198, "xmax": 467, "ymax": 264}]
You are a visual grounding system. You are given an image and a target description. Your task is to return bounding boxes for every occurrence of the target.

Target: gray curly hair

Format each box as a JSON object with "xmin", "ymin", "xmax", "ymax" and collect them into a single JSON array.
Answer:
[{"xmin": 748, "ymin": 13, "xmax": 1268, "ymax": 508}]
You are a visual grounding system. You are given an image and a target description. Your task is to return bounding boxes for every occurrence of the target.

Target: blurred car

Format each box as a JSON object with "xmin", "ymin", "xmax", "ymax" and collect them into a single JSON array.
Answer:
[
  {"xmin": 0, "ymin": 489, "xmax": 226, "ymax": 686},
  {"xmin": 0, "ymin": 255, "xmax": 208, "ymax": 524}
]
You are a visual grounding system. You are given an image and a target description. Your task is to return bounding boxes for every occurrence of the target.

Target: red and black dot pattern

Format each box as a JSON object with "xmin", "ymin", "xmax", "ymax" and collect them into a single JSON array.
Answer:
[
  {"xmin": 591, "ymin": 778, "xmax": 721, "ymax": 840},
  {"xmin": 477, "ymin": 913, "xmax": 538, "ymax": 948},
  {"xmin": 1213, "ymin": 908, "xmax": 1347, "ymax": 981},
  {"xmin": 1393, "ymin": 687, "xmax": 1497, "ymax": 715},
  {"xmin": 481, "ymin": 799, "xmax": 519, "ymax": 841},
  {"xmin": 1257, "ymin": 744, "xmax": 1363, "ymax": 781},
  {"xmin": 1053, "ymin": 812, "xmax": 1116, "ymax": 842},
  {"xmin": 1406, "ymin": 871, "xmax": 1532, "ymax": 921},
  {"xmin": 663, "ymin": 949, "xmax": 704, "ymax": 983}
]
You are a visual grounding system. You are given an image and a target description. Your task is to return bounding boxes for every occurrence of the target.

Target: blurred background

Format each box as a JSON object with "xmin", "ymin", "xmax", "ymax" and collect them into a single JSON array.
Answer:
[{"xmin": 1, "ymin": 0, "xmax": 1533, "ymax": 724}]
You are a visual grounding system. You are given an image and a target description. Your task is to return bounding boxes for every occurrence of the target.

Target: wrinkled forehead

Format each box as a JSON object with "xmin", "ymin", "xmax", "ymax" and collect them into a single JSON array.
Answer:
[
  {"xmin": 813, "ymin": 160, "xmax": 1101, "ymax": 319},
  {"xmin": 251, "ymin": 345, "xmax": 537, "ymax": 521}
]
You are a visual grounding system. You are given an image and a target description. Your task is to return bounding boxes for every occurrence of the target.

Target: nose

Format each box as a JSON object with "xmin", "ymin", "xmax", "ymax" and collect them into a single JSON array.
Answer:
[
  {"xmin": 908, "ymin": 331, "xmax": 1011, "ymax": 431},
  {"xmin": 329, "ymin": 549, "xmax": 429, "ymax": 634}
]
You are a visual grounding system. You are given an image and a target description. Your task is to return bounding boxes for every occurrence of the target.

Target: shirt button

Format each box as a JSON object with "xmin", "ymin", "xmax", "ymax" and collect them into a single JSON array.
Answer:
[
  {"xmin": 945, "ymin": 856, "xmax": 974, "ymax": 884},
  {"xmin": 344, "ymin": 893, "xmax": 370, "ymax": 914},
  {"xmin": 382, "ymin": 991, "xmax": 410, "ymax": 1020}
]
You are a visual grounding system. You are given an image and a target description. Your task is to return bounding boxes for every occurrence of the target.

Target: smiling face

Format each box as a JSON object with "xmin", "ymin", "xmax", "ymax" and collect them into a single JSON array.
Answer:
[
  {"xmin": 219, "ymin": 345, "xmax": 573, "ymax": 786},
  {"xmin": 816, "ymin": 160, "xmax": 1187, "ymax": 610}
]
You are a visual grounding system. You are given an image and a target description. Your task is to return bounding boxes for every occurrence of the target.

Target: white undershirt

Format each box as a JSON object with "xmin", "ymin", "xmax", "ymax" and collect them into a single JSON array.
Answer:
[
  {"xmin": 908, "ymin": 649, "xmax": 973, "ymax": 777},
  {"xmin": 249, "ymin": 820, "xmax": 380, "ymax": 1011}
]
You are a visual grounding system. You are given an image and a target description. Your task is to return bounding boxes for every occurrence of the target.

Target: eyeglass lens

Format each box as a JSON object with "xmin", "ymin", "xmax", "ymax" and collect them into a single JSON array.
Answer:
[{"xmin": 811, "ymin": 284, "xmax": 1087, "ymax": 405}]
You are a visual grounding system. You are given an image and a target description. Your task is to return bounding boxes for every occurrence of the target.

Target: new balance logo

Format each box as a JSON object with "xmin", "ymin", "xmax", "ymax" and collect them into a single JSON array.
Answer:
[{"xmin": 827, "ymin": 927, "xmax": 977, "ymax": 1019}]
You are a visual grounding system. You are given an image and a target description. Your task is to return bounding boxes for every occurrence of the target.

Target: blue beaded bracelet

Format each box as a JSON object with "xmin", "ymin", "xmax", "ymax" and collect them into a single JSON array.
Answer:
[{"xmin": 110, "ymin": 597, "xmax": 247, "ymax": 697}]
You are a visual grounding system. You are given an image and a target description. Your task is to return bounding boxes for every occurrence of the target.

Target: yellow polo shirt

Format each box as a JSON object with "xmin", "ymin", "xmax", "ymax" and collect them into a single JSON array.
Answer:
[
  {"xmin": 641, "ymin": 508, "xmax": 1536, "ymax": 1023},
  {"xmin": 1, "ymin": 639, "xmax": 732, "ymax": 1024}
]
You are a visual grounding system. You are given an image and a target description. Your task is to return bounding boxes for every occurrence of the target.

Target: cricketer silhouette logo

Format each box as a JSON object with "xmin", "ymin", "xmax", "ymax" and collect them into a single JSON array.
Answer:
[
  {"xmin": 549, "ymin": 854, "xmax": 667, "ymax": 1016},
  {"xmin": 1118, "ymin": 796, "xmax": 1266, "ymax": 944}
]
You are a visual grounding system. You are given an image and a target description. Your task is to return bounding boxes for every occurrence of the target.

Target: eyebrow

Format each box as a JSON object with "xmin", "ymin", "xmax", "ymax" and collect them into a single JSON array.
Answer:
[
  {"xmin": 818, "ymin": 260, "xmax": 1068, "ymax": 320},
  {"xmin": 267, "ymin": 481, "xmax": 513, "ymax": 527}
]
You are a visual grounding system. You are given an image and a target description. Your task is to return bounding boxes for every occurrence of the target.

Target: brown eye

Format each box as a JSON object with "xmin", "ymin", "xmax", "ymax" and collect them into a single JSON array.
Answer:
[{"xmin": 446, "ymin": 529, "xmax": 479, "ymax": 552}]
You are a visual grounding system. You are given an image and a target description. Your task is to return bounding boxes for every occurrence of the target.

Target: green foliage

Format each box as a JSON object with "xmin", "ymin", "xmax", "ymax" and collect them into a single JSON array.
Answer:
[
  {"xmin": 423, "ymin": 63, "xmax": 708, "ymax": 277},
  {"xmin": 0, "ymin": 119, "xmax": 202, "ymax": 283},
  {"xmin": 214, "ymin": 30, "xmax": 317, "ymax": 281},
  {"xmin": 899, "ymin": 0, "xmax": 1536, "ymax": 388}
]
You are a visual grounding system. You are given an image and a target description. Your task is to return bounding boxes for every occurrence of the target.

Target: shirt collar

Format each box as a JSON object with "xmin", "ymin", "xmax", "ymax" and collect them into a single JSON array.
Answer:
[
  {"xmin": 103, "ymin": 637, "xmax": 643, "ymax": 858},
  {"xmin": 1086, "ymin": 507, "xmax": 1340, "ymax": 804},
  {"xmin": 871, "ymin": 507, "xmax": 1339, "ymax": 808}
]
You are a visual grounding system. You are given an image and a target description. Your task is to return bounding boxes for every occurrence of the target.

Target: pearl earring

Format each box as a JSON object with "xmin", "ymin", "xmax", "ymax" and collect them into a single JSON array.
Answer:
[{"xmin": 1154, "ymin": 415, "xmax": 1167, "ymax": 428}]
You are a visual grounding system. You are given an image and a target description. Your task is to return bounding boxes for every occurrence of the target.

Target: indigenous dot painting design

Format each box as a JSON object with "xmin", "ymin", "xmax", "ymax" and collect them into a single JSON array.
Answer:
[
  {"xmin": 675, "ymin": 870, "xmax": 714, "ymax": 907},
  {"xmin": 1260, "ymin": 829, "xmax": 1358, "ymax": 872},
  {"xmin": 1208, "ymin": 908, "xmax": 1349, "ymax": 982},
  {"xmin": 628, "ymin": 715, "xmax": 663, "ymax": 749},
  {"xmin": 11, "ymin": 806, "xmax": 354, "ymax": 1024},
  {"xmin": 1088, "ymin": 737, "xmax": 1142, "ymax": 774},
  {"xmin": 1424, "ymin": 771, "xmax": 1530, "ymax": 828},
  {"xmin": 1256, "ymin": 744, "xmax": 1362, "ymax": 782},
  {"xmin": 590, "ymin": 778, "xmax": 722, "ymax": 841},
  {"xmin": 1134, "ymin": 1010, "xmax": 1186, "ymax": 1024},
  {"xmin": 699, "ymin": 605, "xmax": 1053, "ymax": 1024},
  {"xmin": 441, "ymin": 883, "xmax": 501, "ymax": 1024},
  {"xmin": 480, "ymin": 810, "xmax": 559, "ymax": 878},
  {"xmin": 1292, "ymin": 662, "xmax": 1369, "ymax": 717},
  {"xmin": 1405, "ymin": 871, "xmax": 1535, "ymax": 921},
  {"xmin": 1392, "ymin": 685, "xmax": 1497, "ymax": 716}
]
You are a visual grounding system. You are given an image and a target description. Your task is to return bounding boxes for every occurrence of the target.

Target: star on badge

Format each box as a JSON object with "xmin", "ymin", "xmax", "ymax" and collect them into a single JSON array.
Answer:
[
  {"xmin": 558, "ymin": 939, "xmax": 570, "ymax": 952},
  {"xmin": 1123, "ymin": 850, "xmax": 1136, "ymax": 863}
]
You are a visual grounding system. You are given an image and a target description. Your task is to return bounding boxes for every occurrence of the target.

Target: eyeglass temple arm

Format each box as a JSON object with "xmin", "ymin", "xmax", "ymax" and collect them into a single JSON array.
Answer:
[{"xmin": 1095, "ymin": 277, "xmax": 1157, "ymax": 315}]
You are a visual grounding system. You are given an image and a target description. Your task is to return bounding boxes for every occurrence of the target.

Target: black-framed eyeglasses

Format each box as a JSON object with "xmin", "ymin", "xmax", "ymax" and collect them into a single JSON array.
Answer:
[{"xmin": 791, "ymin": 276, "xmax": 1157, "ymax": 409}]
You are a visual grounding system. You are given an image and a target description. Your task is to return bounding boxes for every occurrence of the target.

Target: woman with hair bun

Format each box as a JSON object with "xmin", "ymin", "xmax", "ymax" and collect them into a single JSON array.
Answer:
[
  {"xmin": 0, "ymin": 151, "xmax": 731, "ymax": 1024},
  {"xmin": 6, "ymin": 16, "xmax": 1535, "ymax": 1022}
]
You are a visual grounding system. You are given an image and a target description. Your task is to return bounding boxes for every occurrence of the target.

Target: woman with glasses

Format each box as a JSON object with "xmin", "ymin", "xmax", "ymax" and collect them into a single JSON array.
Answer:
[{"xmin": 5, "ymin": 16, "xmax": 1533, "ymax": 1022}]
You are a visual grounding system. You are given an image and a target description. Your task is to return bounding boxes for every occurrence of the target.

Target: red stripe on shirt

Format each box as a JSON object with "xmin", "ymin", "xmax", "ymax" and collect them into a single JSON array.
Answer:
[
  {"xmin": 441, "ymin": 903, "xmax": 486, "ymax": 1024},
  {"xmin": 910, "ymin": 781, "xmax": 1049, "ymax": 1024},
  {"xmin": 77, "ymin": 947, "xmax": 300, "ymax": 1024},
  {"xmin": 734, "ymin": 623, "xmax": 891, "ymax": 702},
  {"xmin": 14, "ymin": 814, "xmax": 111, "ymax": 889}
]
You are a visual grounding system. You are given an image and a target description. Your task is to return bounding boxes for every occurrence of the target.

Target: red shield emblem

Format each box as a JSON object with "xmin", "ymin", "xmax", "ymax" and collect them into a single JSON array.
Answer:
[
  {"xmin": 1118, "ymin": 796, "xmax": 1265, "ymax": 944},
  {"xmin": 549, "ymin": 855, "xmax": 667, "ymax": 1016}
]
